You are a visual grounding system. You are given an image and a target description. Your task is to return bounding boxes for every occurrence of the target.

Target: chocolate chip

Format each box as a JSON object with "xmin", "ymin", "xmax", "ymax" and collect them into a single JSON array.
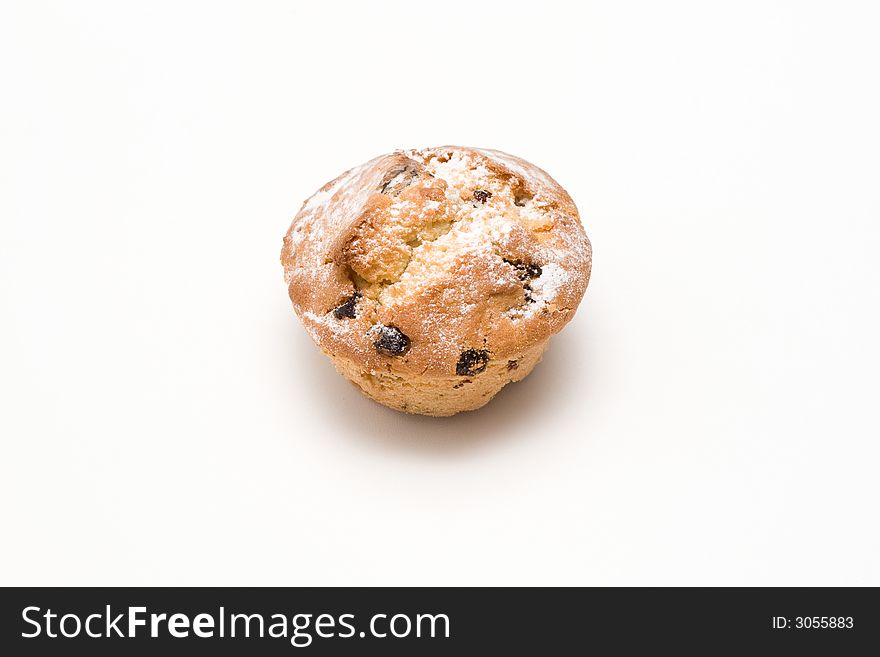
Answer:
[
  {"xmin": 503, "ymin": 259, "xmax": 542, "ymax": 281},
  {"xmin": 332, "ymin": 292, "xmax": 361, "ymax": 319},
  {"xmin": 373, "ymin": 325, "xmax": 411, "ymax": 357},
  {"xmin": 507, "ymin": 360, "xmax": 519, "ymax": 371},
  {"xmin": 473, "ymin": 189, "xmax": 492, "ymax": 204},
  {"xmin": 456, "ymin": 349, "xmax": 490, "ymax": 376}
]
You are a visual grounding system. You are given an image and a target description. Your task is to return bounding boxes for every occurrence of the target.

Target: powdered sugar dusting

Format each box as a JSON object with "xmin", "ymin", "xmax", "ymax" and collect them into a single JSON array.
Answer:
[
  {"xmin": 531, "ymin": 263, "xmax": 568, "ymax": 302},
  {"xmin": 285, "ymin": 155, "xmax": 387, "ymax": 269},
  {"xmin": 507, "ymin": 263, "xmax": 570, "ymax": 319}
]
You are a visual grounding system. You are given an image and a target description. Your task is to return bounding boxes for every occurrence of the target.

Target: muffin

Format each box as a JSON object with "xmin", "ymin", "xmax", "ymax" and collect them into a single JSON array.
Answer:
[{"xmin": 281, "ymin": 146, "xmax": 592, "ymax": 416}]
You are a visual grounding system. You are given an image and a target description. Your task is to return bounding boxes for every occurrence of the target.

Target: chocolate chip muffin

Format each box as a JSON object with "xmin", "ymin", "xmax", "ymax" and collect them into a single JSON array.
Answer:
[{"xmin": 281, "ymin": 146, "xmax": 592, "ymax": 416}]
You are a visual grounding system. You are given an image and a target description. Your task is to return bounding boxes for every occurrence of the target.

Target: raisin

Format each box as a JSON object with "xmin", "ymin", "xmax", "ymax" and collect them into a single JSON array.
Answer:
[
  {"xmin": 513, "ymin": 187, "xmax": 533, "ymax": 207},
  {"xmin": 523, "ymin": 263, "xmax": 542, "ymax": 279},
  {"xmin": 332, "ymin": 292, "xmax": 361, "ymax": 319},
  {"xmin": 503, "ymin": 260, "xmax": 542, "ymax": 304},
  {"xmin": 456, "ymin": 349, "xmax": 490, "ymax": 376},
  {"xmin": 373, "ymin": 325, "xmax": 411, "ymax": 356},
  {"xmin": 473, "ymin": 189, "xmax": 492, "ymax": 204},
  {"xmin": 380, "ymin": 165, "xmax": 419, "ymax": 195},
  {"xmin": 507, "ymin": 360, "xmax": 519, "ymax": 371},
  {"xmin": 503, "ymin": 259, "xmax": 542, "ymax": 281}
]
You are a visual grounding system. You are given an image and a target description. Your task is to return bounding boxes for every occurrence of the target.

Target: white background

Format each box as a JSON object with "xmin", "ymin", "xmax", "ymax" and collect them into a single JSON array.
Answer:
[{"xmin": 2, "ymin": 1, "xmax": 878, "ymax": 586}]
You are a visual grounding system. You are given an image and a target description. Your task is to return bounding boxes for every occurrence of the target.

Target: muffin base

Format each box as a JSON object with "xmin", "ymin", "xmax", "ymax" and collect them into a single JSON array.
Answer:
[{"xmin": 327, "ymin": 341, "xmax": 549, "ymax": 416}]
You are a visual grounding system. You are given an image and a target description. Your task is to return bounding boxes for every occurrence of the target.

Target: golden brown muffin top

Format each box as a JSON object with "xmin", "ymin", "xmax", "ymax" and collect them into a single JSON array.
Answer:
[{"xmin": 281, "ymin": 146, "xmax": 592, "ymax": 377}]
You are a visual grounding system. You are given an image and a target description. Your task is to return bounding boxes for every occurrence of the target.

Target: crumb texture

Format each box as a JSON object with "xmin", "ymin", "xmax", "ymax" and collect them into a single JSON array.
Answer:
[{"xmin": 281, "ymin": 146, "xmax": 591, "ymax": 415}]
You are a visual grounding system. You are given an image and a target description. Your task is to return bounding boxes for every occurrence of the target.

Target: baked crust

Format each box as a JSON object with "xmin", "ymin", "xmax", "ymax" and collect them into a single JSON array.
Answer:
[{"xmin": 281, "ymin": 146, "xmax": 591, "ymax": 411}]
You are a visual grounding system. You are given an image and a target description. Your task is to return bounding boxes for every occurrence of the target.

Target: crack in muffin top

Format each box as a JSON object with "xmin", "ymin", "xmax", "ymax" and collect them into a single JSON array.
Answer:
[{"xmin": 281, "ymin": 146, "xmax": 592, "ymax": 377}]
